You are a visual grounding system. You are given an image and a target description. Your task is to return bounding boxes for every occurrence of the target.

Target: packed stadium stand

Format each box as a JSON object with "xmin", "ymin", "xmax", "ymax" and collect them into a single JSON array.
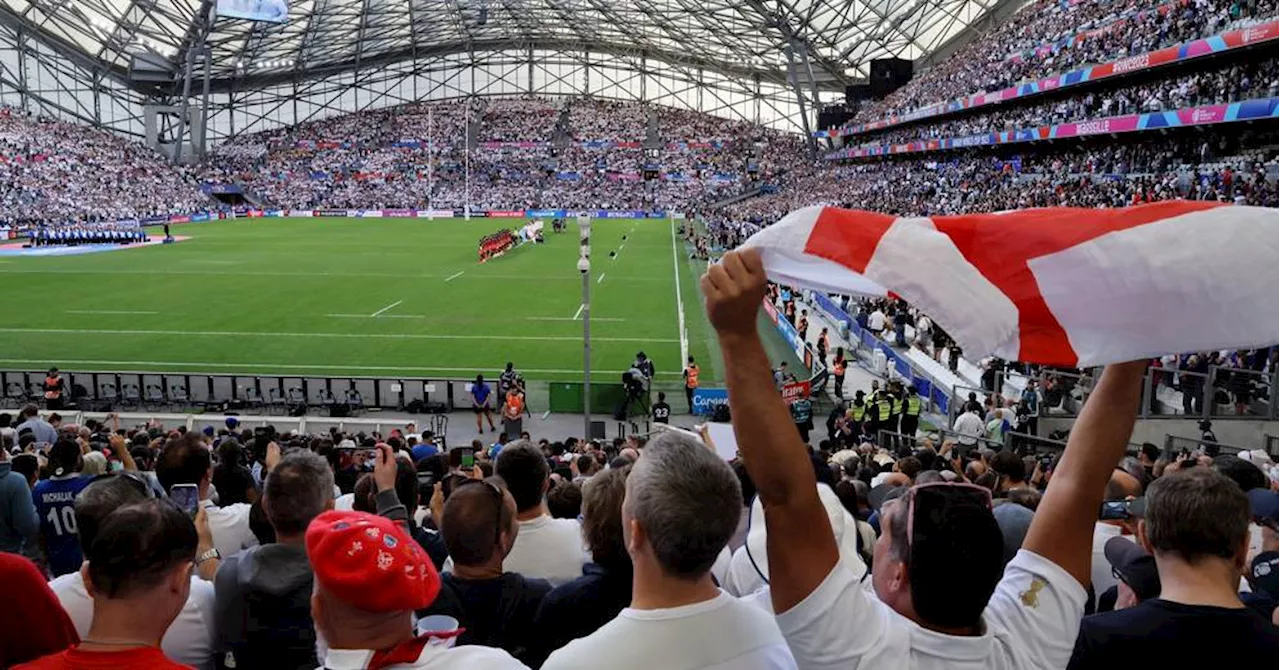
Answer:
[{"xmin": 0, "ymin": 0, "xmax": 1278, "ymax": 667}]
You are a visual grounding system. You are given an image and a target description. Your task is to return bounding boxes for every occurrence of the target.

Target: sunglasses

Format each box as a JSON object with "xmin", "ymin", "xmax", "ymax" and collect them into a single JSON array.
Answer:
[
  {"xmin": 903, "ymin": 482, "xmax": 993, "ymax": 553},
  {"xmin": 456, "ymin": 478, "xmax": 506, "ymax": 549}
]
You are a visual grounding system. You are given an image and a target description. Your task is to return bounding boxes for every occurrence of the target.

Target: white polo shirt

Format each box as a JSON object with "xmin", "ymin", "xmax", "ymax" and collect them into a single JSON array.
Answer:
[
  {"xmin": 543, "ymin": 591, "xmax": 796, "ymax": 670},
  {"xmin": 200, "ymin": 498, "xmax": 258, "ymax": 560},
  {"xmin": 502, "ymin": 515, "xmax": 589, "ymax": 587},
  {"xmin": 775, "ymin": 550, "xmax": 1086, "ymax": 669},
  {"xmin": 50, "ymin": 570, "xmax": 217, "ymax": 670}
]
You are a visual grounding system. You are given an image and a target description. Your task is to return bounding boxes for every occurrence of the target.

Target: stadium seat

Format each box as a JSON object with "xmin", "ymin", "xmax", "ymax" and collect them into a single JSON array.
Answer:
[
  {"xmin": 344, "ymin": 389, "xmax": 364, "ymax": 416},
  {"xmin": 98, "ymin": 382, "xmax": 119, "ymax": 410},
  {"xmin": 266, "ymin": 387, "xmax": 287, "ymax": 414},
  {"xmin": 144, "ymin": 384, "xmax": 166, "ymax": 410},
  {"xmin": 121, "ymin": 384, "xmax": 142, "ymax": 409},
  {"xmin": 169, "ymin": 382, "xmax": 191, "ymax": 409},
  {"xmin": 4, "ymin": 383, "xmax": 26, "ymax": 408},
  {"xmin": 242, "ymin": 387, "xmax": 266, "ymax": 415}
]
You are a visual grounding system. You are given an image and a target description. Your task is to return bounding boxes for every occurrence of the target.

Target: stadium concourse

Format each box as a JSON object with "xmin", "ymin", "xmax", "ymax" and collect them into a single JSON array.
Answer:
[{"xmin": 1, "ymin": 0, "xmax": 1280, "ymax": 666}]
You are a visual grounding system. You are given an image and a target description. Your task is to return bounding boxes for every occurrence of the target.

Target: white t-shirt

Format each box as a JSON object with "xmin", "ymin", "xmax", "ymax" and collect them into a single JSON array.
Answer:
[
  {"xmin": 200, "ymin": 499, "xmax": 258, "ymax": 560},
  {"xmin": 775, "ymin": 550, "xmax": 1086, "ymax": 670},
  {"xmin": 952, "ymin": 413, "xmax": 986, "ymax": 446},
  {"xmin": 320, "ymin": 641, "xmax": 529, "ymax": 669},
  {"xmin": 543, "ymin": 591, "xmax": 797, "ymax": 670},
  {"xmin": 503, "ymin": 515, "xmax": 589, "ymax": 587},
  {"xmin": 868, "ymin": 311, "xmax": 886, "ymax": 332},
  {"xmin": 1090, "ymin": 522, "xmax": 1128, "ymax": 603},
  {"xmin": 50, "ymin": 571, "xmax": 217, "ymax": 670}
]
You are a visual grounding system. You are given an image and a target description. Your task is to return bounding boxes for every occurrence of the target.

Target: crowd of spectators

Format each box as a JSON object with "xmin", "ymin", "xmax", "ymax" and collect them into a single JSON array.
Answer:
[
  {"xmin": 0, "ymin": 107, "xmax": 208, "ymax": 228},
  {"xmin": 710, "ymin": 129, "xmax": 1278, "ymax": 226},
  {"xmin": 845, "ymin": 57, "xmax": 1277, "ymax": 149},
  {"xmin": 199, "ymin": 97, "xmax": 804, "ymax": 212},
  {"xmin": 844, "ymin": 0, "xmax": 1278, "ymax": 128},
  {"xmin": 2, "ymin": 266, "xmax": 1278, "ymax": 669}
]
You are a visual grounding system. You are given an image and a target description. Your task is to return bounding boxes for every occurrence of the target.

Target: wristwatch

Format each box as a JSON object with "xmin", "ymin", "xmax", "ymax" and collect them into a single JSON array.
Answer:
[{"xmin": 196, "ymin": 548, "xmax": 221, "ymax": 565}]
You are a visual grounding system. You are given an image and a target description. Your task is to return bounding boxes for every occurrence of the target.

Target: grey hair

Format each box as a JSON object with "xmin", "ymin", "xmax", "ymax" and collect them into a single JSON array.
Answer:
[
  {"xmin": 624, "ymin": 432, "xmax": 741, "ymax": 579},
  {"xmin": 264, "ymin": 451, "xmax": 335, "ymax": 536},
  {"xmin": 75, "ymin": 474, "xmax": 152, "ymax": 550}
]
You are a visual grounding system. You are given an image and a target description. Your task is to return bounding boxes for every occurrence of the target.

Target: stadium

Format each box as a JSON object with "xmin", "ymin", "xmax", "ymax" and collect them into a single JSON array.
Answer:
[{"xmin": 0, "ymin": 0, "xmax": 1278, "ymax": 667}]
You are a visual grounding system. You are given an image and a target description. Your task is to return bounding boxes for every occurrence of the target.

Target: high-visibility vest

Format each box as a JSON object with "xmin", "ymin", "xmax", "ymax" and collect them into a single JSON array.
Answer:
[
  {"xmin": 503, "ymin": 393, "xmax": 524, "ymax": 420},
  {"xmin": 833, "ymin": 358, "xmax": 846, "ymax": 375},
  {"xmin": 905, "ymin": 395, "xmax": 921, "ymax": 417},
  {"xmin": 849, "ymin": 404, "xmax": 865, "ymax": 422},
  {"xmin": 877, "ymin": 401, "xmax": 891, "ymax": 421},
  {"xmin": 891, "ymin": 398, "xmax": 903, "ymax": 416},
  {"xmin": 44, "ymin": 376, "xmax": 61, "ymax": 400},
  {"xmin": 685, "ymin": 364, "xmax": 699, "ymax": 389}
]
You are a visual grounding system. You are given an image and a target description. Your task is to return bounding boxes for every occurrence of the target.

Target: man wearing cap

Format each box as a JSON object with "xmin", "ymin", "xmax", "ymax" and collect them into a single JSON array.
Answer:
[
  {"xmin": 1070, "ymin": 469, "xmax": 1278, "ymax": 666},
  {"xmin": 702, "ymin": 248, "xmax": 1150, "ymax": 670},
  {"xmin": 1247, "ymin": 488, "xmax": 1279, "ymax": 602},
  {"xmin": 306, "ymin": 510, "xmax": 527, "ymax": 670}
]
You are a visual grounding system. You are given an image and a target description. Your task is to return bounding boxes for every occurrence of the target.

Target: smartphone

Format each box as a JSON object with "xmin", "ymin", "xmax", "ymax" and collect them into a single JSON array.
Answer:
[
  {"xmin": 170, "ymin": 483, "xmax": 200, "ymax": 519},
  {"xmin": 1099, "ymin": 500, "xmax": 1130, "ymax": 521},
  {"xmin": 461, "ymin": 452, "xmax": 475, "ymax": 469}
]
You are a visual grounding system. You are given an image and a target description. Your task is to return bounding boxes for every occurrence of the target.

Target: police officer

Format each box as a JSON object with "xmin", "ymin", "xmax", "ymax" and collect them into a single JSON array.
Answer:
[{"xmin": 901, "ymin": 384, "xmax": 922, "ymax": 439}]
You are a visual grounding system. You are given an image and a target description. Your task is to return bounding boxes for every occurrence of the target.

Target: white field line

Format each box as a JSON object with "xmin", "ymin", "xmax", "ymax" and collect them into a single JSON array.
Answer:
[
  {"xmin": 0, "ymin": 357, "xmax": 684, "ymax": 376},
  {"xmin": 669, "ymin": 218, "xmax": 689, "ymax": 365},
  {"xmin": 597, "ymin": 273, "xmax": 606, "ymax": 284},
  {"xmin": 572, "ymin": 304, "xmax": 585, "ymax": 321},
  {"xmin": 327, "ymin": 314, "xmax": 427, "ymax": 319},
  {"xmin": 0, "ymin": 327, "xmax": 674, "ymax": 344},
  {"xmin": 444, "ymin": 270, "xmax": 465, "ymax": 282},
  {"xmin": 65, "ymin": 310, "xmax": 159, "ymax": 315},
  {"xmin": 525, "ymin": 316, "xmax": 626, "ymax": 322},
  {"xmin": 370, "ymin": 300, "xmax": 403, "ymax": 317}
]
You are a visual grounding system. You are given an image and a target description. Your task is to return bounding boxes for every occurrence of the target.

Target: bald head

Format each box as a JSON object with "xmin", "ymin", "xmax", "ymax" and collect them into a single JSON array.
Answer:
[
  {"xmin": 880, "ymin": 472, "xmax": 911, "ymax": 488},
  {"xmin": 1104, "ymin": 468, "xmax": 1142, "ymax": 501}
]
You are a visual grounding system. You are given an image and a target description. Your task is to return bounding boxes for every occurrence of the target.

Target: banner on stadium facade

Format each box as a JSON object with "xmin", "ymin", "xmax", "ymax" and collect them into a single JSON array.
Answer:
[
  {"xmin": 355, "ymin": 210, "xmax": 384, "ymax": 218},
  {"xmin": 486, "ymin": 210, "xmax": 526, "ymax": 218},
  {"xmin": 201, "ymin": 183, "xmax": 244, "ymax": 195},
  {"xmin": 244, "ymin": 210, "xmax": 264, "ymax": 218},
  {"xmin": 382, "ymin": 209, "xmax": 415, "ymax": 217},
  {"xmin": 818, "ymin": 19, "xmax": 1279, "ymax": 139},
  {"xmin": 169, "ymin": 215, "xmax": 191, "ymax": 223},
  {"xmin": 264, "ymin": 210, "xmax": 284, "ymax": 218},
  {"xmin": 691, "ymin": 388, "xmax": 729, "ymax": 416},
  {"xmin": 780, "ymin": 381, "xmax": 811, "ymax": 405},
  {"xmin": 316, "ymin": 209, "xmax": 348, "ymax": 217},
  {"xmin": 287, "ymin": 210, "xmax": 314, "ymax": 218},
  {"xmin": 189, "ymin": 213, "xmax": 210, "ymax": 222},
  {"xmin": 526, "ymin": 209, "xmax": 567, "ymax": 218},
  {"xmin": 417, "ymin": 209, "xmax": 456, "ymax": 219}
]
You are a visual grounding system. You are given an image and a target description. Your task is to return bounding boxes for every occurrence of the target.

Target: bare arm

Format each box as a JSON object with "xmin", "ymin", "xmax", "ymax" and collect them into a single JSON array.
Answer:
[
  {"xmin": 1022, "ymin": 361, "xmax": 1146, "ymax": 586},
  {"xmin": 703, "ymin": 249, "xmax": 838, "ymax": 613}
]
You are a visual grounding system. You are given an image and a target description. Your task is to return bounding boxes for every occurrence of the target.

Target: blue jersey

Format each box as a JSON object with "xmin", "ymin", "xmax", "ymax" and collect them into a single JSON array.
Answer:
[{"xmin": 32, "ymin": 475, "xmax": 92, "ymax": 576}]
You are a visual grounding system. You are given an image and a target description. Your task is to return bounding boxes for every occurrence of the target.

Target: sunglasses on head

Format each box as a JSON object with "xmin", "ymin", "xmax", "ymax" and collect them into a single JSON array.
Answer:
[
  {"xmin": 903, "ymin": 482, "xmax": 993, "ymax": 552},
  {"xmin": 456, "ymin": 478, "xmax": 506, "ymax": 547}
]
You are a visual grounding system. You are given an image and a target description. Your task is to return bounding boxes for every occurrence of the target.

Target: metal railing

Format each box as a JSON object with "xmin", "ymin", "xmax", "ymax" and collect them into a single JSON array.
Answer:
[
  {"xmin": 950, "ymin": 363, "xmax": 1277, "ymax": 423},
  {"xmin": 1163, "ymin": 434, "xmax": 1256, "ymax": 457}
]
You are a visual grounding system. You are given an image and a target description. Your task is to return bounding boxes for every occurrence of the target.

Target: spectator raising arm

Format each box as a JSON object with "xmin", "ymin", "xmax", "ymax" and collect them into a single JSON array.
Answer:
[
  {"xmin": 702, "ymin": 248, "xmax": 839, "ymax": 613},
  {"xmin": 1021, "ymin": 361, "xmax": 1147, "ymax": 586}
]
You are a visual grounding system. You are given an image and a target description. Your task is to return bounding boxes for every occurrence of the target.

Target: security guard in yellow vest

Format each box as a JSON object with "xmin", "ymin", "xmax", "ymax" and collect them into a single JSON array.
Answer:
[
  {"xmin": 873, "ymin": 390, "xmax": 892, "ymax": 445},
  {"xmin": 901, "ymin": 384, "xmax": 922, "ymax": 438}
]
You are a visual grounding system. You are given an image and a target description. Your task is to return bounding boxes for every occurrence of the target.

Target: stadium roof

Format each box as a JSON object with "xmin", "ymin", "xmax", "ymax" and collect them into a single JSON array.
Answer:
[{"xmin": 0, "ymin": 0, "xmax": 1005, "ymax": 91}]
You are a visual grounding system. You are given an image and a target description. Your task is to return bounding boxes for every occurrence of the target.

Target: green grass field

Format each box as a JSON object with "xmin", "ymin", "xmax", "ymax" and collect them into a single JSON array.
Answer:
[{"xmin": 0, "ymin": 216, "xmax": 722, "ymax": 384}]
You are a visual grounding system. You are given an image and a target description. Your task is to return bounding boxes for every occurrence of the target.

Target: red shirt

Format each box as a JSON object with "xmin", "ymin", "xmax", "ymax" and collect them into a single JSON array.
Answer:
[
  {"xmin": 0, "ymin": 553, "xmax": 78, "ymax": 668},
  {"xmin": 16, "ymin": 646, "xmax": 192, "ymax": 670}
]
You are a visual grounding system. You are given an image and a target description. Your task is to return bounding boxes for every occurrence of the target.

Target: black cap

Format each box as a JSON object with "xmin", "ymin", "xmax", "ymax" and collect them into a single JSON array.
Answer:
[
  {"xmin": 1250, "ymin": 550, "xmax": 1278, "ymax": 601},
  {"xmin": 1104, "ymin": 536, "xmax": 1160, "ymax": 602}
]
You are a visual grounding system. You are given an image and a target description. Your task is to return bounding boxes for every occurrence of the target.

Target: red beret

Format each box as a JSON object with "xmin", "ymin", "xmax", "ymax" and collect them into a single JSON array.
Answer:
[{"xmin": 305, "ymin": 510, "xmax": 440, "ymax": 613}]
